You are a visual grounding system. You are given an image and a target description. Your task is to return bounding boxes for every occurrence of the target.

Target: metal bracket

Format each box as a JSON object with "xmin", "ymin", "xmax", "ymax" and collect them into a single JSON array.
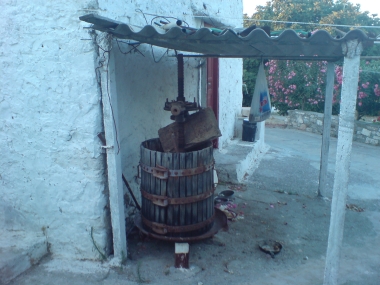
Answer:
[
  {"xmin": 141, "ymin": 213, "xmax": 215, "ymax": 234},
  {"xmin": 152, "ymin": 165, "xmax": 169, "ymax": 179},
  {"xmin": 141, "ymin": 187, "xmax": 215, "ymax": 207},
  {"xmin": 101, "ymin": 145, "xmax": 114, "ymax": 149},
  {"xmin": 140, "ymin": 161, "xmax": 214, "ymax": 179}
]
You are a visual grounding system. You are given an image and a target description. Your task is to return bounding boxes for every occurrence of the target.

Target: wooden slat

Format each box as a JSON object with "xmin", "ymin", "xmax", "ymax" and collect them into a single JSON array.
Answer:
[
  {"xmin": 203, "ymin": 146, "xmax": 210, "ymax": 233},
  {"xmin": 211, "ymin": 146, "xmax": 215, "ymax": 218},
  {"xmin": 144, "ymin": 147, "xmax": 152, "ymax": 221},
  {"xmin": 166, "ymin": 153, "xmax": 175, "ymax": 226},
  {"xmin": 191, "ymin": 150, "xmax": 198, "ymax": 228},
  {"xmin": 159, "ymin": 151, "xmax": 170, "ymax": 224},
  {"xmin": 140, "ymin": 145, "xmax": 146, "ymax": 220},
  {"xmin": 179, "ymin": 153, "xmax": 186, "ymax": 229},
  {"xmin": 141, "ymin": 145, "xmax": 148, "ymax": 220},
  {"xmin": 185, "ymin": 152, "xmax": 193, "ymax": 226},
  {"xmin": 172, "ymin": 153, "xmax": 180, "ymax": 227},
  {"xmin": 150, "ymin": 149, "xmax": 158, "ymax": 223},
  {"xmin": 198, "ymin": 148, "xmax": 204, "ymax": 225},
  {"xmin": 207, "ymin": 147, "xmax": 214, "ymax": 228}
]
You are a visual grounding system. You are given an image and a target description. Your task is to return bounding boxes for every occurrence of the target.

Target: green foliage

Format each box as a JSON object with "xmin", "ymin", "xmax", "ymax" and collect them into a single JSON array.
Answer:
[
  {"xmin": 243, "ymin": 58, "xmax": 261, "ymax": 106},
  {"xmin": 350, "ymin": 60, "xmax": 380, "ymax": 117},
  {"xmin": 243, "ymin": 0, "xmax": 380, "ymax": 116}
]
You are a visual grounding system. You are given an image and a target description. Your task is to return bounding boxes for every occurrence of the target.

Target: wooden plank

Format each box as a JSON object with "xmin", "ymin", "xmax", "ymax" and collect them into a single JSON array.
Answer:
[
  {"xmin": 166, "ymin": 153, "xmax": 178, "ymax": 226},
  {"xmin": 209, "ymin": 146, "xmax": 215, "ymax": 227},
  {"xmin": 79, "ymin": 14, "xmax": 122, "ymax": 29},
  {"xmin": 179, "ymin": 152, "xmax": 186, "ymax": 228},
  {"xmin": 207, "ymin": 147, "xmax": 214, "ymax": 224},
  {"xmin": 172, "ymin": 153, "xmax": 180, "ymax": 227},
  {"xmin": 156, "ymin": 151, "xmax": 164, "ymax": 224},
  {"xmin": 142, "ymin": 147, "xmax": 148, "ymax": 221},
  {"xmin": 196, "ymin": 148, "xmax": 204, "ymax": 235},
  {"xmin": 144, "ymin": 147, "xmax": 152, "ymax": 221},
  {"xmin": 191, "ymin": 151, "xmax": 198, "ymax": 227},
  {"xmin": 140, "ymin": 145, "xmax": 146, "ymax": 219},
  {"xmin": 150, "ymin": 149, "xmax": 158, "ymax": 223},
  {"xmin": 162, "ymin": 151, "xmax": 172, "ymax": 225},
  {"xmin": 158, "ymin": 108, "xmax": 221, "ymax": 152},
  {"xmin": 185, "ymin": 152, "xmax": 193, "ymax": 226},
  {"xmin": 202, "ymin": 148, "xmax": 209, "ymax": 221}
]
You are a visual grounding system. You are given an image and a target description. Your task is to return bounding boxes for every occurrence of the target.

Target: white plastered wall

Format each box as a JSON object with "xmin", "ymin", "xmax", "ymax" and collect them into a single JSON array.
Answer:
[
  {"xmin": 0, "ymin": 0, "xmax": 243, "ymax": 261},
  {"xmin": 218, "ymin": 58, "xmax": 244, "ymax": 149},
  {"xmin": 100, "ymin": 0, "xmax": 243, "ymax": 202},
  {"xmin": 0, "ymin": 0, "xmax": 112, "ymax": 260}
]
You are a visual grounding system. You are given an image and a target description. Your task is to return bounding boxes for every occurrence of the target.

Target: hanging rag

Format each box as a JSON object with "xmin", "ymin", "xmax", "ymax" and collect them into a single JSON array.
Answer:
[{"xmin": 249, "ymin": 62, "xmax": 271, "ymax": 123}]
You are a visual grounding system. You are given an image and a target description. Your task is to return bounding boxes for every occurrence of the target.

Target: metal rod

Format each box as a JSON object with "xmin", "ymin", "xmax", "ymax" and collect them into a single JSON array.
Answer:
[
  {"xmin": 177, "ymin": 121, "xmax": 185, "ymax": 152},
  {"xmin": 170, "ymin": 54, "xmax": 343, "ymax": 61},
  {"xmin": 172, "ymin": 54, "xmax": 380, "ymax": 60},
  {"xmin": 177, "ymin": 54, "xmax": 185, "ymax": 102},
  {"xmin": 122, "ymin": 173, "xmax": 141, "ymax": 211}
]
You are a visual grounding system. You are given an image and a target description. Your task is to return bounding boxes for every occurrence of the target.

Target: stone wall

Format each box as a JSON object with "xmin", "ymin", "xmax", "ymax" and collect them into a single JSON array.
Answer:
[
  {"xmin": 1, "ymin": 0, "xmax": 111, "ymax": 260},
  {"xmin": 287, "ymin": 110, "xmax": 380, "ymax": 146}
]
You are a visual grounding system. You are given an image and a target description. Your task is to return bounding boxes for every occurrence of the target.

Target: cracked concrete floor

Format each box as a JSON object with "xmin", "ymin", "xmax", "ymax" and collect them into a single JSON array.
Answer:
[{"xmin": 9, "ymin": 128, "xmax": 380, "ymax": 285}]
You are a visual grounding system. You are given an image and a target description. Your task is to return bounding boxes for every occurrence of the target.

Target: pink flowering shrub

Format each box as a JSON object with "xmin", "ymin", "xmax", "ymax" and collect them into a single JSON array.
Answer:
[
  {"xmin": 266, "ymin": 59, "xmax": 380, "ymax": 117},
  {"xmin": 334, "ymin": 60, "xmax": 380, "ymax": 117},
  {"xmin": 266, "ymin": 60, "xmax": 329, "ymax": 115}
]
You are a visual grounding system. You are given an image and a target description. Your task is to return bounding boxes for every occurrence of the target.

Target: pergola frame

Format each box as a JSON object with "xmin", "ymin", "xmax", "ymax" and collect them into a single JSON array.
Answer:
[{"xmin": 80, "ymin": 14, "xmax": 372, "ymax": 284}]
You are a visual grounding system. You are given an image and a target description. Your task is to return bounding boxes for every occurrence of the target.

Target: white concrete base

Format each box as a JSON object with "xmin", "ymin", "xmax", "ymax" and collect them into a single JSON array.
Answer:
[
  {"xmin": 0, "ymin": 233, "xmax": 48, "ymax": 284},
  {"xmin": 214, "ymin": 139, "xmax": 269, "ymax": 184}
]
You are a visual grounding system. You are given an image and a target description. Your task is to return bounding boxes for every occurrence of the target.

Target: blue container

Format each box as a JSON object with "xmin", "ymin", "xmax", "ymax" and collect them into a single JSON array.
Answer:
[{"xmin": 242, "ymin": 119, "xmax": 257, "ymax": 142}]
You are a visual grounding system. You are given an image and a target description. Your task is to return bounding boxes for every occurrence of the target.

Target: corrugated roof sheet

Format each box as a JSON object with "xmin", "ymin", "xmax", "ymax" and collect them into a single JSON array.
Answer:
[{"xmin": 80, "ymin": 14, "xmax": 374, "ymax": 61}]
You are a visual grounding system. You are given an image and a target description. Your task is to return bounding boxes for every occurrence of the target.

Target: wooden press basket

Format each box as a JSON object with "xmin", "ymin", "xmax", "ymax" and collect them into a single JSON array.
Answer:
[{"xmin": 140, "ymin": 138, "xmax": 215, "ymax": 237}]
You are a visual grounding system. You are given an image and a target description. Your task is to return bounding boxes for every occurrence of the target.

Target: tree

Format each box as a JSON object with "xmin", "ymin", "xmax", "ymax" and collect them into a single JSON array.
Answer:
[{"xmin": 243, "ymin": 0, "xmax": 380, "ymax": 116}]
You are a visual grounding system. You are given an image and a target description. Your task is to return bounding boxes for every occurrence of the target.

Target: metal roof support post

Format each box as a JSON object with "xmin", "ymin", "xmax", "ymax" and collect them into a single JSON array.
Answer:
[
  {"xmin": 99, "ymin": 41, "xmax": 127, "ymax": 263},
  {"xmin": 318, "ymin": 62, "xmax": 335, "ymax": 197},
  {"xmin": 323, "ymin": 40, "xmax": 363, "ymax": 285}
]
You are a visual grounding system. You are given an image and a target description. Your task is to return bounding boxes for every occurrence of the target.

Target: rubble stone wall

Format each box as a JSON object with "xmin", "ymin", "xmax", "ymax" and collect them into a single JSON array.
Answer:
[{"xmin": 287, "ymin": 110, "xmax": 380, "ymax": 146}]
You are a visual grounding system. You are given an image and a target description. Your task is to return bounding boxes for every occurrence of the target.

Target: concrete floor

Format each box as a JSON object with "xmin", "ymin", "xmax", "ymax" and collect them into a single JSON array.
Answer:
[{"xmin": 5, "ymin": 127, "xmax": 380, "ymax": 285}]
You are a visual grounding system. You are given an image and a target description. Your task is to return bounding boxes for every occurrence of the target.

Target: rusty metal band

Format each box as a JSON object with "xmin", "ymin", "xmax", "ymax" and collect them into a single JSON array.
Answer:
[
  {"xmin": 139, "ymin": 160, "xmax": 214, "ymax": 179},
  {"xmin": 140, "ymin": 187, "xmax": 215, "ymax": 207},
  {"xmin": 141, "ymin": 213, "xmax": 215, "ymax": 234}
]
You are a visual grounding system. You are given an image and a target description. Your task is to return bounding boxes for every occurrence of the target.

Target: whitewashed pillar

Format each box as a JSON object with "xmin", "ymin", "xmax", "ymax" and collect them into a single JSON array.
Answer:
[
  {"xmin": 318, "ymin": 62, "xmax": 335, "ymax": 197},
  {"xmin": 99, "ymin": 39, "xmax": 127, "ymax": 262},
  {"xmin": 323, "ymin": 40, "xmax": 363, "ymax": 285}
]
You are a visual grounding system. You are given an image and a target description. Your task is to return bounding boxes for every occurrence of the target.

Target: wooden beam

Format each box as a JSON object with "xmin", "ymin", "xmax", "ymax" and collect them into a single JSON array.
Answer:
[
  {"xmin": 323, "ymin": 39, "xmax": 363, "ymax": 285},
  {"xmin": 318, "ymin": 62, "xmax": 334, "ymax": 197},
  {"xmin": 79, "ymin": 14, "xmax": 121, "ymax": 29}
]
